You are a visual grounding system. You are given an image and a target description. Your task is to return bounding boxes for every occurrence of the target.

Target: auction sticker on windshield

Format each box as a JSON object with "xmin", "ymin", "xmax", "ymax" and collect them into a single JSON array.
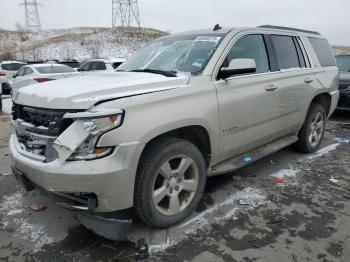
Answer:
[{"xmin": 195, "ymin": 36, "xmax": 222, "ymax": 43}]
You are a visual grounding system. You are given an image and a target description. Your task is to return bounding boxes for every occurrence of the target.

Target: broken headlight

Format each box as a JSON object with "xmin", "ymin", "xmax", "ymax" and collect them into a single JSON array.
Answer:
[{"xmin": 63, "ymin": 109, "xmax": 124, "ymax": 161}]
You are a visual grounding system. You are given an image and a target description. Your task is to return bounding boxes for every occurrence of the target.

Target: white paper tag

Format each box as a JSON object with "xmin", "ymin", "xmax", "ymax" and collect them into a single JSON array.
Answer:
[{"xmin": 195, "ymin": 36, "xmax": 221, "ymax": 43}]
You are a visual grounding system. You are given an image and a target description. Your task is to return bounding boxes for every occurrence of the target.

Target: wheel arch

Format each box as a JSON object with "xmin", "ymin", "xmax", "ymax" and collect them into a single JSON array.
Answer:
[
  {"xmin": 310, "ymin": 92, "xmax": 332, "ymax": 117},
  {"xmin": 139, "ymin": 125, "xmax": 212, "ymax": 169}
]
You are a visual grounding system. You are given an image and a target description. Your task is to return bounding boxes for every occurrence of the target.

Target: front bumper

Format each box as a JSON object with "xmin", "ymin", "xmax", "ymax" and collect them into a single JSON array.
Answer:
[
  {"xmin": 9, "ymin": 133, "xmax": 144, "ymax": 212},
  {"xmin": 11, "ymin": 166, "xmax": 132, "ymax": 240}
]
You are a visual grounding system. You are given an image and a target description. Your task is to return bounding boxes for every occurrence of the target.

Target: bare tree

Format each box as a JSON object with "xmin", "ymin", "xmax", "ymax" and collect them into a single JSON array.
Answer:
[{"xmin": 0, "ymin": 50, "xmax": 16, "ymax": 61}]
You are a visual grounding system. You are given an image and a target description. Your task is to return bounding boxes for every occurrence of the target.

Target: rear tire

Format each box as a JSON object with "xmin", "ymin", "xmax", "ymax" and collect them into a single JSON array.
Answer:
[
  {"xmin": 0, "ymin": 95, "xmax": 2, "ymax": 112},
  {"xmin": 134, "ymin": 137, "xmax": 206, "ymax": 228},
  {"xmin": 293, "ymin": 103, "xmax": 326, "ymax": 153}
]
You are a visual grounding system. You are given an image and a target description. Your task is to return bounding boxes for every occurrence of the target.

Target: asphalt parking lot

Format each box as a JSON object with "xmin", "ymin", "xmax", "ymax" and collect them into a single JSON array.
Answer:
[{"xmin": 0, "ymin": 97, "xmax": 349, "ymax": 262}]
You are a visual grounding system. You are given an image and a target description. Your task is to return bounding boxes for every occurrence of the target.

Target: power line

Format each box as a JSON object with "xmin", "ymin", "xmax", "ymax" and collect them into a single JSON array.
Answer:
[
  {"xmin": 20, "ymin": 0, "xmax": 42, "ymax": 32},
  {"xmin": 112, "ymin": 0, "xmax": 141, "ymax": 28}
]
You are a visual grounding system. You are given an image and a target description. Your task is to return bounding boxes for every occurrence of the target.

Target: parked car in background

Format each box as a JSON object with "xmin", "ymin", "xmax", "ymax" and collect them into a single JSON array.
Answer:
[
  {"xmin": 10, "ymin": 25, "xmax": 339, "ymax": 240},
  {"xmin": 45, "ymin": 60, "xmax": 81, "ymax": 70},
  {"xmin": 0, "ymin": 61, "xmax": 27, "ymax": 95},
  {"xmin": 77, "ymin": 58, "xmax": 126, "ymax": 72},
  {"xmin": 335, "ymin": 54, "xmax": 350, "ymax": 111},
  {"xmin": 9, "ymin": 64, "xmax": 79, "ymax": 97}
]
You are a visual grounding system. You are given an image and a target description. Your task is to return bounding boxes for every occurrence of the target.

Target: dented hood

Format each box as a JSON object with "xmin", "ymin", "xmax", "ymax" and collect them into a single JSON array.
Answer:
[{"xmin": 13, "ymin": 72, "xmax": 190, "ymax": 109}]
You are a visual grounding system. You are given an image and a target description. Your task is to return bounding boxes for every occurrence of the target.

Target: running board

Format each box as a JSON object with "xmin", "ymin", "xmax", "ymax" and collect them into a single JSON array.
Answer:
[{"xmin": 208, "ymin": 135, "xmax": 298, "ymax": 176}]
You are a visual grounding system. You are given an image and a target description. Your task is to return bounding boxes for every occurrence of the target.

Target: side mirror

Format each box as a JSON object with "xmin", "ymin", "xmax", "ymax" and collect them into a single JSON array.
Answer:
[
  {"xmin": 12, "ymin": 75, "xmax": 17, "ymax": 79},
  {"xmin": 219, "ymin": 58, "xmax": 256, "ymax": 79}
]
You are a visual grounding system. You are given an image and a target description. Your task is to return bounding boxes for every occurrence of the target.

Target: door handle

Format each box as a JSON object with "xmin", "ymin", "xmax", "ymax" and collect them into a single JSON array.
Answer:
[
  {"xmin": 304, "ymin": 77, "xmax": 314, "ymax": 83},
  {"xmin": 265, "ymin": 84, "xmax": 279, "ymax": 91}
]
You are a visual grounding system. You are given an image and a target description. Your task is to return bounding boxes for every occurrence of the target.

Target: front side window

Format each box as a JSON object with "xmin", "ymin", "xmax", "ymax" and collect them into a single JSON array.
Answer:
[
  {"xmin": 271, "ymin": 35, "xmax": 300, "ymax": 70},
  {"xmin": 309, "ymin": 38, "xmax": 336, "ymax": 67},
  {"xmin": 79, "ymin": 62, "xmax": 90, "ymax": 71},
  {"xmin": 223, "ymin": 34, "xmax": 270, "ymax": 74},
  {"xmin": 336, "ymin": 55, "xmax": 350, "ymax": 72},
  {"xmin": 16, "ymin": 67, "xmax": 26, "ymax": 77},
  {"xmin": 24, "ymin": 67, "xmax": 33, "ymax": 76},
  {"xmin": 118, "ymin": 34, "xmax": 224, "ymax": 75}
]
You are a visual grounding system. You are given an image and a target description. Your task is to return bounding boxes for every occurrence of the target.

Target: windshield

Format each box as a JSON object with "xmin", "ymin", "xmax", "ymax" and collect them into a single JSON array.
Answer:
[
  {"xmin": 118, "ymin": 34, "xmax": 224, "ymax": 76},
  {"xmin": 36, "ymin": 65, "xmax": 76, "ymax": 74},
  {"xmin": 336, "ymin": 55, "xmax": 350, "ymax": 72}
]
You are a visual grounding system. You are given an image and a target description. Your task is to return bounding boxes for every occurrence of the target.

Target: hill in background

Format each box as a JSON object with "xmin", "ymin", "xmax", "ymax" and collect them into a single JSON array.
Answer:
[
  {"xmin": 0, "ymin": 27, "xmax": 349, "ymax": 62},
  {"xmin": 0, "ymin": 27, "xmax": 167, "ymax": 61}
]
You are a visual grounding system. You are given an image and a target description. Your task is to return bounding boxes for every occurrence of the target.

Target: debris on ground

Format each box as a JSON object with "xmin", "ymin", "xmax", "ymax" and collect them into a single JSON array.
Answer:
[
  {"xmin": 334, "ymin": 137, "xmax": 350, "ymax": 143},
  {"xmin": 134, "ymin": 238, "xmax": 150, "ymax": 261},
  {"xmin": 275, "ymin": 178, "xmax": 286, "ymax": 187},
  {"xmin": 0, "ymin": 173, "xmax": 11, "ymax": 176},
  {"xmin": 329, "ymin": 176, "xmax": 339, "ymax": 184},
  {"xmin": 30, "ymin": 203, "xmax": 47, "ymax": 212}
]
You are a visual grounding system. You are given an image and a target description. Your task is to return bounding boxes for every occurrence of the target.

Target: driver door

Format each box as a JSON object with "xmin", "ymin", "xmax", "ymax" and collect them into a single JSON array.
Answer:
[{"xmin": 214, "ymin": 34, "xmax": 280, "ymax": 161}]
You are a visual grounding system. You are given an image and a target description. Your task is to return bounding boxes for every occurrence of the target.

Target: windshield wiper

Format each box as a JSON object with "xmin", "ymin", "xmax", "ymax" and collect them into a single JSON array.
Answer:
[{"xmin": 129, "ymin": 69, "xmax": 177, "ymax": 77}]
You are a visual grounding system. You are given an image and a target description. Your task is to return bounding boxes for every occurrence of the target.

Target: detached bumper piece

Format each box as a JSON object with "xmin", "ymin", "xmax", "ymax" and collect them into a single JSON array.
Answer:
[
  {"xmin": 76, "ymin": 212, "xmax": 132, "ymax": 241},
  {"xmin": 11, "ymin": 166, "xmax": 133, "ymax": 241}
]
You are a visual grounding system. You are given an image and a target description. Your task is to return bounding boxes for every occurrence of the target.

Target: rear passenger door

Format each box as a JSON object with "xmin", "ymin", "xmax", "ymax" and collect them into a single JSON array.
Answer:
[{"xmin": 265, "ymin": 34, "xmax": 314, "ymax": 138}]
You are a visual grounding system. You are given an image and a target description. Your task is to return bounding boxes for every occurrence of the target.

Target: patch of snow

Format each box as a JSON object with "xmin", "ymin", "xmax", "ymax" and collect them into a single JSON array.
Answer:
[
  {"xmin": 2, "ymin": 98, "xmax": 12, "ymax": 114},
  {"xmin": 178, "ymin": 187, "xmax": 266, "ymax": 233},
  {"xmin": 307, "ymin": 143, "xmax": 340, "ymax": 160},
  {"xmin": 0, "ymin": 192, "xmax": 53, "ymax": 252},
  {"xmin": 270, "ymin": 167, "xmax": 300, "ymax": 178},
  {"xmin": 149, "ymin": 237, "xmax": 176, "ymax": 254},
  {"xmin": 7, "ymin": 209, "xmax": 24, "ymax": 216},
  {"xmin": 13, "ymin": 217, "xmax": 54, "ymax": 251}
]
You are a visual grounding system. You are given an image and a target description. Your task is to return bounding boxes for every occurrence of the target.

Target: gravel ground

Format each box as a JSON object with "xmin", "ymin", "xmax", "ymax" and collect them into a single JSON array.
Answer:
[{"xmin": 0, "ymin": 103, "xmax": 349, "ymax": 262}]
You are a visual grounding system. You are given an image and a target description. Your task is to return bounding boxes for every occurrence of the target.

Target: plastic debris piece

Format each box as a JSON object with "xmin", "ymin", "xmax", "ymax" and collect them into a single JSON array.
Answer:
[
  {"xmin": 238, "ymin": 199, "xmax": 251, "ymax": 205},
  {"xmin": 134, "ymin": 238, "xmax": 149, "ymax": 261},
  {"xmin": 270, "ymin": 160, "xmax": 276, "ymax": 165},
  {"xmin": 30, "ymin": 203, "xmax": 47, "ymax": 212},
  {"xmin": 275, "ymin": 178, "xmax": 286, "ymax": 187},
  {"xmin": 0, "ymin": 173, "xmax": 11, "ymax": 176},
  {"xmin": 244, "ymin": 156, "xmax": 253, "ymax": 162},
  {"xmin": 334, "ymin": 137, "xmax": 349, "ymax": 144},
  {"xmin": 329, "ymin": 176, "xmax": 338, "ymax": 183}
]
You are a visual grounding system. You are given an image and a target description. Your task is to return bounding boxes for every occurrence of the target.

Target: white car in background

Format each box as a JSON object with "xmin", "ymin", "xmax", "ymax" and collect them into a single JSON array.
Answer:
[
  {"xmin": 9, "ymin": 64, "xmax": 79, "ymax": 97},
  {"xmin": 77, "ymin": 58, "xmax": 126, "ymax": 72},
  {"xmin": 1, "ymin": 61, "xmax": 27, "ymax": 94}
]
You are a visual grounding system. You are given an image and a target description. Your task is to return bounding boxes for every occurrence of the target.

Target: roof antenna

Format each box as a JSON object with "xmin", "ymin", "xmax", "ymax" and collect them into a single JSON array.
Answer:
[{"xmin": 213, "ymin": 24, "xmax": 222, "ymax": 31}]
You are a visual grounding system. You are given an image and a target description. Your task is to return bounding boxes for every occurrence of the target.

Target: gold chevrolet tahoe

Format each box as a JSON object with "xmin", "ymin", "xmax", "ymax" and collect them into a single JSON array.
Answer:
[{"xmin": 10, "ymin": 25, "xmax": 339, "ymax": 240}]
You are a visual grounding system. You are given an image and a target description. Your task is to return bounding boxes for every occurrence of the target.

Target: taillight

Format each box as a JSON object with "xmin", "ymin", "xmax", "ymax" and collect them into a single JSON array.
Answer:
[
  {"xmin": 0, "ymin": 72, "xmax": 6, "ymax": 77},
  {"xmin": 34, "ymin": 78, "xmax": 54, "ymax": 83}
]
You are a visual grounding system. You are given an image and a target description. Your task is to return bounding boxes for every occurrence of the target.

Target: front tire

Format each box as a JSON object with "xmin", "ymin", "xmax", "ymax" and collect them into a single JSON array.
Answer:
[
  {"xmin": 294, "ymin": 103, "xmax": 326, "ymax": 153},
  {"xmin": 134, "ymin": 137, "xmax": 206, "ymax": 228}
]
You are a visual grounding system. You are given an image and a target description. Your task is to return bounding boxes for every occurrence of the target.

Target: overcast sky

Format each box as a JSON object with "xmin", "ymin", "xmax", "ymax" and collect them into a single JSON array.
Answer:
[{"xmin": 0, "ymin": 0, "xmax": 349, "ymax": 45}]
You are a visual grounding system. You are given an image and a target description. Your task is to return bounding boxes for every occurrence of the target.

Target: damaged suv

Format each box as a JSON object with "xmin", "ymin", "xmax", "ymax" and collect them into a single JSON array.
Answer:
[{"xmin": 10, "ymin": 25, "xmax": 339, "ymax": 240}]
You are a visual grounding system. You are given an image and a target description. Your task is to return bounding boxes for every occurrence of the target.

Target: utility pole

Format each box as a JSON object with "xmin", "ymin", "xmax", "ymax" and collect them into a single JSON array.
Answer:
[
  {"xmin": 112, "ymin": 0, "xmax": 141, "ymax": 28},
  {"xmin": 20, "ymin": 0, "xmax": 42, "ymax": 32}
]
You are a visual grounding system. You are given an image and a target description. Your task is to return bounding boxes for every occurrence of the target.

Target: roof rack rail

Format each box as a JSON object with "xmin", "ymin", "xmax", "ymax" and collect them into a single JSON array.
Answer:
[{"xmin": 258, "ymin": 25, "xmax": 321, "ymax": 36}]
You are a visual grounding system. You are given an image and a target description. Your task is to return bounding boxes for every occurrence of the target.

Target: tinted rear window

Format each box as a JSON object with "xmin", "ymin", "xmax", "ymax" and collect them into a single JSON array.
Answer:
[
  {"xmin": 271, "ymin": 35, "xmax": 300, "ymax": 70},
  {"xmin": 309, "ymin": 38, "xmax": 336, "ymax": 67},
  {"xmin": 1, "ymin": 63, "xmax": 26, "ymax": 71},
  {"xmin": 36, "ymin": 65, "xmax": 76, "ymax": 74}
]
